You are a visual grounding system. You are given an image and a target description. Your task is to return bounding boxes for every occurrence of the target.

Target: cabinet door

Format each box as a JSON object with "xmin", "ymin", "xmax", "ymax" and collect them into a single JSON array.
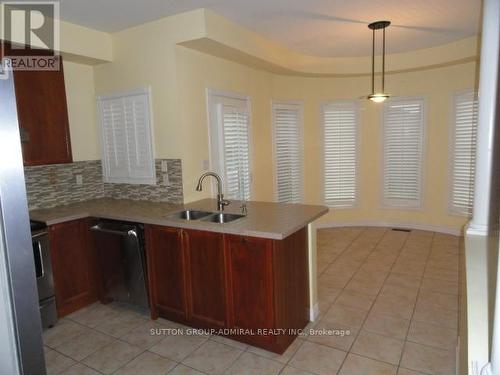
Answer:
[
  {"xmin": 49, "ymin": 219, "xmax": 96, "ymax": 317},
  {"xmin": 14, "ymin": 62, "xmax": 72, "ymax": 165},
  {"xmin": 225, "ymin": 235, "xmax": 274, "ymax": 344},
  {"xmin": 1, "ymin": 42, "xmax": 72, "ymax": 165},
  {"xmin": 184, "ymin": 229, "xmax": 226, "ymax": 329},
  {"xmin": 145, "ymin": 225, "xmax": 187, "ymax": 322}
]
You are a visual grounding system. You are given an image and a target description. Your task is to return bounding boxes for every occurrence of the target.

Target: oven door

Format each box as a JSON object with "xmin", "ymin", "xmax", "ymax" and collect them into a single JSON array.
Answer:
[{"xmin": 32, "ymin": 232, "xmax": 54, "ymax": 301}]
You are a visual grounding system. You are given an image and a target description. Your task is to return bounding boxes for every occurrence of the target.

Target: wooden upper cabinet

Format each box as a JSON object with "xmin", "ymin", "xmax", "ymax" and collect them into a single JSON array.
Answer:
[
  {"xmin": 1, "ymin": 41, "xmax": 72, "ymax": 165},
  {"xmin": 145, "ymin": 225, "xmax": 188, "ymax": 322},
  {"xmin": 49, "ymin": 219, "xmax": 97, "ymax": 317},
  {"xmin": 184, "ymin": 229, "xmax": 226, "ymax": 329}
]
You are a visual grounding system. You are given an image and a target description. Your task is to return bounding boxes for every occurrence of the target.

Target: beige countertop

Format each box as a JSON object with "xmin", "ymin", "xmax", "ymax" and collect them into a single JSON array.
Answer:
[{"xmin": 30, "ymin": 198, "xmax": 328, "ymax": 240}]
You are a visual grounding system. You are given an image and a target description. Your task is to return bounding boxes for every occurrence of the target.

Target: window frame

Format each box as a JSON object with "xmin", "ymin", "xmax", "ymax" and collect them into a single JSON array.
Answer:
[
  {"xmin": 380, "ymin": 96, "xmax": 427, "ymax": 210},
  {"xmin": 320, "ymin": 100, "xmax": 360, "ymax": 209},
  {"xmin": 97, "ymin": 86, "xmax": 156, "ymax": 185},
  {"xmin": 271, "ymin": 99, "xmax": 304, "ymax": 203},
  {"xmin": 448, "ymin": 89, "xmax": 478, "ymax": 217},
  {"xmin": 205, "ymin": 88, "xmax": 253, "ymax": 200}
]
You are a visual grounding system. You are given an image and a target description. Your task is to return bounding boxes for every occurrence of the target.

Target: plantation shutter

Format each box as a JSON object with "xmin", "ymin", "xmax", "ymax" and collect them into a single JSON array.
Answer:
[
  {"xmin": 98, "ymin": 89, "xmax": 155, "ymax": 185},
  {"xmin": 450, "ymin": 91, "xmax": 478, "ymax": 216},
  {"xmin": 273, "ymin": 102, "xmax": 303, "ymax": 203},
  {"xmin": 220, "ymin": 102, "xmax": 251, "ymax": 200},
  {"xmin": 322, "ymin": 101, "xmax": 359, "ymax": 207},
  {"xmin": 382, "ymin": 98, "xmax": 425, "ymax": 208}
]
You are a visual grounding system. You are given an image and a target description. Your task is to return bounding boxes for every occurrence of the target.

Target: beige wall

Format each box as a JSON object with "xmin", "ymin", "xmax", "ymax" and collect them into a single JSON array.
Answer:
[
  {"xmin": 63, "ymin": 61, "xmax": 100, "ymax": 161},
  {"xmin": 87, "ymin": 12, "xmax": 478, "ymax": 233},
  {"xmin": 271, "ymin": 62, "xmax": 478, "ymax": 233}
]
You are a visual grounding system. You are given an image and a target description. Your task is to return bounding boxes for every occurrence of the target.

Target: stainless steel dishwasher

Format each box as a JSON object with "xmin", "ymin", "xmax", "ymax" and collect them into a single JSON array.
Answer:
[{"xmin": 90, "ymin": 220, "xmax": 149, "ymax": 312}]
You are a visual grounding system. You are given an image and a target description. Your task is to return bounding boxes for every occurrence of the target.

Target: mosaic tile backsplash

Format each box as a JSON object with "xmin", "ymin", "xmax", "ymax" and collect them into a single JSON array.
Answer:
[{"xmin": 24, "ymin": 159, "xmax": 183, "ymax": 210}]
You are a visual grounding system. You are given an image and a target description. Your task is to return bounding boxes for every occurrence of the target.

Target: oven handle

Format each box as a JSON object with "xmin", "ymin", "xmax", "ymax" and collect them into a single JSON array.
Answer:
[
  {"xmin": 36, "ymin": 241, "xmax": 44, "ymax": 278},
  {"xmin": 90, "ymin": 224, "xmax": 137, "ymax": 238}
]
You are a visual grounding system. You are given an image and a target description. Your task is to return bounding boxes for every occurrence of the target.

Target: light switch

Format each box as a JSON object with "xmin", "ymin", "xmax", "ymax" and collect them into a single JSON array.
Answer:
[{"xmin": 75, "ymin": 174, "xmax": 83, "ymax": 185}]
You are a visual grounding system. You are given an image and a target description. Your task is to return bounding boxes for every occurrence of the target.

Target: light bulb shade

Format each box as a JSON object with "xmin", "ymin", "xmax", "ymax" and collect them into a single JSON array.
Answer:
[{"xmin": 368, "ymin": 93, "xmax": 390, "ymax": 103}]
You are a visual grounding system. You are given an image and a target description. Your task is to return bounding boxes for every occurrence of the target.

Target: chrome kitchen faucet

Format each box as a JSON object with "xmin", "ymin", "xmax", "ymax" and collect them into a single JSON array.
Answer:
[{"xmin": 196, "ymin": 172, "xmax": 230, "ymax": 211}]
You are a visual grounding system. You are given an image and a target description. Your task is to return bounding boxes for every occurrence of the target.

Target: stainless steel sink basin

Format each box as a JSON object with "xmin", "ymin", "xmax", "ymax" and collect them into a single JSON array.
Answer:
[
  {"xmin": 170, "ymin": 210, "xmax": 212, "ymax": 221},
  {"xmin": 201, "ymin": 212, "xmax": 246, "ymax": 224}
]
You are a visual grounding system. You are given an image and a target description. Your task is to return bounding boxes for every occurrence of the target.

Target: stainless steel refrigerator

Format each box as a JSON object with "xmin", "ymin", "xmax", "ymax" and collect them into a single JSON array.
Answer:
[{"xmin": 0, "ymin": 60, "xmax": 46, "ymax": 373}]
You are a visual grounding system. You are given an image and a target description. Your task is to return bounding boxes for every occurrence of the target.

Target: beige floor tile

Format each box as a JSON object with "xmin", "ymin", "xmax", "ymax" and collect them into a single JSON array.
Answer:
[
  {"xmin": 318, "ymin": 272, "xmax": 351, "ymax": 289},
  {"xmin": 247, "ymin": 337, "xmax": 304, "ymax": 364},
  {"xmin": 317, "ymin": 285, "xmax": 342, "ymax": 304},
  {"xmin": 412, "ymin": 303, "xmax": 458, "ymax": 329},
  {"xmin": 351, "ymin": 330, "xmax": 404, "ymax": 365},
  {"xmin": 400, "ymin": 342, "xmax": 456, "ymax": 374},
  {"xmin": 168, "ymin": 364, "xmax": 206, "ymax": 374},
  {"xmin": 353, "ymin": 270, "xmax": 388, "ymax": 285},
  {"xmin": 121, "ymin": 320, "xmax": 169, "ymax": 349},
  {"xmin": 420, "ymin": 278, "xmax": 458, "ymax": 295},
  {"xmin": 288, "ymin": 341, "xmax": 346, "ymax": 375},
  {"xmin": 67, "ymin": 303, "xmax": 120, "ymax": 328},
  {"xmin": 43, "ymin": 320, "xmax": 88, "ymax": 349},
  {"xmin": 397, "ymin": 368, "xmax": 427, "ymax": 375},
  {"xmin": 94, "ymin": 310, "xmax": 147, "ymax": 338},
  {"xmin": 210, "ymin": 334, "xmax": 249, "ymax": 350},
  {"xmin": 150, "ymin": 332, "xmax": 208, "ymax": 362},
  {"xmin": 417, "ymin": 292, "xmax": 458, "ymax": 311},
  {"xmin": 345, "ymin": 278, "xmax": 383, "ymax": 296},
  {"xmin": 322, "ymin": 304, "xmax": 368, "ymax": 328},
  {"xmin": 181, "ymin": 340, "xmax": 242, "ymax": 374},
  {"xmin": 59, "ymin": 363, "xmax": 101, "ymax": 375},
  {"xmin": 225, "ymin": 352, "xmax": 283, "ymax": 375},
  {"xmin": 335, "ymin": 289, "xmax": 376, "ymax": 311},
  {"xmin": 82, "ymin": 340, "xmax": 143, "ymax": 374},
  {"xmin": 385, "ymin": 273, "xmax": 421, "ymax": 290},
  {"xmin": 45, "ymin": 347, "xmax": 76, "ymax": 375},
  {"xmin": 371, "ymin": 298, "xmax": 414, "ymax": 320},
  {"xmin": 380, "ymin": 284, "xmax": 419, "ymax": 301},
  {"xmin": 423, "ymin": 267, "xmax": 458, "ymax": 282},
  {"xmin": 114, "ymin": 351, "xmax": 176, "ymax": 375},
  {"xmin": 338, "ymin": 353, "xmax": 397, "ymax": 375},
  {"xmin": 307, "ymin": 320, "xmax": 358, "ymax": 351},
  {"xmin": 54, "ymin": 329, "xmax": 114, "ymax": 361},
  {"xmin": 279, "ymin": 366, "xmax": 315, "ymax": 375},
  {"xmin": 407, "ymin": 321, "xmax": 458, "ymax": 350},
  {"xmin": 363, "ymin": 312, "xmax": 410, "ymax": 340}
]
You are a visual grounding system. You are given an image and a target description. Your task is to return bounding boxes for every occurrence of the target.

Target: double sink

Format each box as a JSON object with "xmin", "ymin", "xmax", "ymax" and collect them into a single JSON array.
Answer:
[{"xmin": 170, "ymin": 209, "xmax": 245, "ymax": 224}]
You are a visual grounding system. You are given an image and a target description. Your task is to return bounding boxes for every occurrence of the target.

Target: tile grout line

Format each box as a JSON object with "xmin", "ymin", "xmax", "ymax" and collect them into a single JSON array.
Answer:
[
  {"xmin": 278, "ymin": 227, "xmax": 371, "ymax": 375},
  {"xmin": 320, "ymin": 227, "xmax": 404, "ymax": 374},
  {"xmin": 396, "ymin": 231, "xmax": 435, "ymax": 374},
  {"xmin": 333, "ymin": 228, "xmax": 415, "ymax": 374}
]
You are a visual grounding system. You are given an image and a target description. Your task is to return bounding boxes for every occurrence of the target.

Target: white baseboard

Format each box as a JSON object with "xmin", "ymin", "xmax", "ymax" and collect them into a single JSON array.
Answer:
[
  {"xmin": 313, "ymin": 220, "xmax": 462, "ymax": 236},
  {"xmin": 309, "ymin": 303, "xmax": 319, "ymax": 322}
]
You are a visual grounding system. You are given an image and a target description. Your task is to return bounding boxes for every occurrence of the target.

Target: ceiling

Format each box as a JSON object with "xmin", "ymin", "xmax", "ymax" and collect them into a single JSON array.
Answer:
[{"xmin": 58, "ymin": 0, "xmax": 481, "ymax": 57}]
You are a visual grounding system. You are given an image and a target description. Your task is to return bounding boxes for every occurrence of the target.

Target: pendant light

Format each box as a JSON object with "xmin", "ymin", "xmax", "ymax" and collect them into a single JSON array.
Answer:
[{"xmin": 367, "ymin": 20, "xmax": 391, "ymax": 103}]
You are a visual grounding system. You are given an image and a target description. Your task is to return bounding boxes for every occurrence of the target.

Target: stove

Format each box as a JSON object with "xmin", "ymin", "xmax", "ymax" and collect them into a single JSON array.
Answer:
[{"xmin": 30, "ymin": 220, "xmax": 57, "ymax": 329}]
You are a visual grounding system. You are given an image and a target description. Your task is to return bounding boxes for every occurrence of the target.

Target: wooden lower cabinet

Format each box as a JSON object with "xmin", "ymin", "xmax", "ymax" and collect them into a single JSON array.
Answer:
[
  {"xmin": 49, "ymin": 219, "xmax": 97, "ymax": 317},
  {"xmin": 145, "ymin": 224, "xmax": 309, "ymax": 354},
  {"xmin": 225, "ymin": 228, "xmax": 309, "ymax": 352},
  {"xmin": 145, "ymin": 225, "xmax": 188, "ymax": 322},
  {"xmin": 184, "ymin": 229, "xmax": 226, "ymax": 329}
]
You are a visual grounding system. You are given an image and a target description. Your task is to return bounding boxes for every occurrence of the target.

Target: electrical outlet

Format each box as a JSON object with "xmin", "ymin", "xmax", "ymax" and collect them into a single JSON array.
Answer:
[
  {"xmin": 162, "ymin": 173, "xmax": 170, "ymax": 186},
  {"xmin": 161, "ymin": 160, "xmax": 168, "ymax": 172},
  {"xmin": 75, "ymin": 174, "xmax": 83, "ymax": 185}
]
